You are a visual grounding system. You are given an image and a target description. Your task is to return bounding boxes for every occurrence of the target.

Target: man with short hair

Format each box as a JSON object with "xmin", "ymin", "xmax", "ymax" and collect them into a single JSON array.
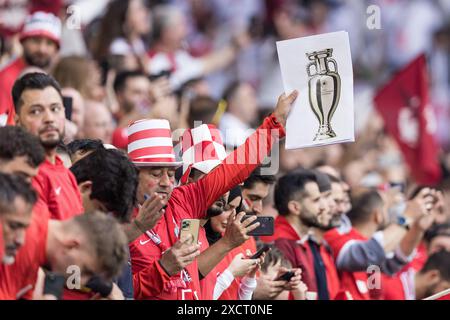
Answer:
[
  {"xmin": 383, "ymin": 250, "xmax": 450, "ymax": 300},
  {"xmin": 0, "ymin": 211, "xmax": 128, "ymax": 299},
  {"xmin": 259, "ymin": 171, "xmax": 340, "ymax": 300},
  {"xmin": 0, "ymin": 173, "xmax": 37, "ymax": 266},
  {"xmin": 67, "ymin": 138, "xmax": 105, "ymax": 164},
  {"xmin": 241, "ymin": 169, "xmax": 276, "ymax": 215},
  {"xmin": 327, "ymin": 189, "xmax": 437, "ymax": 299},
  {"xmin": 12, "ymin": 72, "xmax": 84, "ymax": 220},
  {"xmin": 0, "ymin": 11, "xmax": 61, "ymax": 126},
  {"xmin": 112, "ymin": 70, "xmax": 152, "ymax": 149},
  {"xmin": 82, "ymin": 101, "xmax": 114, "ymax": 144},
  {"xmin": 0, "ymin": 126, "xmax": 45, "ymax": 182}
]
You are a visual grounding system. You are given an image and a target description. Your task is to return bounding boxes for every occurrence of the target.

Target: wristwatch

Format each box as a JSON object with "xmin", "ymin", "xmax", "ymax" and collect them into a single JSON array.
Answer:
[{"xmin": 396, "ymin": 215, "xmax": 412, "ymax": 230}]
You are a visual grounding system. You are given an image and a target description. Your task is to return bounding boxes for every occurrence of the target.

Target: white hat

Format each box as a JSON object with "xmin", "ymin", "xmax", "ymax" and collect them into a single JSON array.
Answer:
[
  {"xmin": 20, "ymin": 11, "xmax": 62, "ymax": 47},
  {"xmin": 127, "ymin": 119, "xmax": 182, "ymax": 168}
]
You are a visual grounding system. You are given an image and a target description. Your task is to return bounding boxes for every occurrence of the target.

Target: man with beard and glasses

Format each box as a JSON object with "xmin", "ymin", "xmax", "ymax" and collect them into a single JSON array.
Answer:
[
  {"xmin": 327, "ymin": 189, "xmax": 438, "ymax": 300},
  {"xmin": 12, "ymin": 72, "xmax": 84, "ymax": 220},
  {"xmin": 259, "ymin": 170, "xmax": 340, "ymax": 300},
  {"xmin": 0, "ymin": 12, "xmax": 61, "ymax": 126}
]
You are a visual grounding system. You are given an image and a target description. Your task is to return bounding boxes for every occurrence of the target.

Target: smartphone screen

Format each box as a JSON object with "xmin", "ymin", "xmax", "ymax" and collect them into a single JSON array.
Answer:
[
  {"xmin": 62, "ymin": 96, "xmax": 73, "ymax": 121},
  {"xmin": 242, "ymin": 215, "xmax": 274, "ymax": 236}
]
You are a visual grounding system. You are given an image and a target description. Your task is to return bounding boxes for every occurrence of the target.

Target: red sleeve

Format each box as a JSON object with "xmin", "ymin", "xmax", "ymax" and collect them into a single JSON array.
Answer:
[
  {"xmin": 132, "ymin": 260, "xmax": 171, "ymax": 299},
  {"xmin": 323, "ymin": 229, "xmax": 352, "ymax": 259},
  {"xmin": 0, "ymin": 224, "xmax": 4, "ymax": 262},
  {"xmin": 186, "ymin": 114, "xmax": 285, "ymax": 219}
]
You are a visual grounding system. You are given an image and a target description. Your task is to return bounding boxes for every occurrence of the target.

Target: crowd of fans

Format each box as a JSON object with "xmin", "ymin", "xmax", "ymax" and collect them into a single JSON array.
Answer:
[{"xmin": 0, "ymin": 0, "xmax": 450, "ymax": 300}]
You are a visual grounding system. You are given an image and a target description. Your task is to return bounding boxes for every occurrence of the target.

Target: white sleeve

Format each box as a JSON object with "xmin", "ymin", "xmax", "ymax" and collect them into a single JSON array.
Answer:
[
  {"xmin": 238, "ymin": 276, "xmax": 257, "ymax": 300},
  {"xmin": 213, "ymin": 269, "xmax": 234, "ymax": 300}
]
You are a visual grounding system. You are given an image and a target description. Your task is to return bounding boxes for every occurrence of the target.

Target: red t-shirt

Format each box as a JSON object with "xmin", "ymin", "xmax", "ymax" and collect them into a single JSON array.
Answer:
[
  {"xmin": 0, "ymin": 211, "xmax": 49, "ymax": 299},
  {"xmin": 32, "ymin": 155, "xmax": 84, "ymax": 221},
  {"xmin": 215, "ymin": 237, "xmax": 257, "ymax": 300},
  {"xmin": 324, "ymin": 227, "xmax": 381, "ymax": 300},
  {"xmin": 129, "ymin": 114, "xmax": 285, "ymax": 300},
  {"xmin": 198, "ymin": 225, "xmax": 217, "ymax": 300},
  {"xmin": 0, "ymin": 57, "xmax": 26, "ymax": 126},
  {"xmin": 0, "ymin": 224, "xmax": 4, "ymax": 263},
  {"xmin": 259, "ymin": 215, "xmax": 299, "ymax": 243}
]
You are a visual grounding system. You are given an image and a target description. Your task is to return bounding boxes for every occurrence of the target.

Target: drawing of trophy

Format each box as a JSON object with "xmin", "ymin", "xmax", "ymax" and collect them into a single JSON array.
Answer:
[{"xmin": 306, "ymin": 48, "xmax": 341, "ymax": 141}]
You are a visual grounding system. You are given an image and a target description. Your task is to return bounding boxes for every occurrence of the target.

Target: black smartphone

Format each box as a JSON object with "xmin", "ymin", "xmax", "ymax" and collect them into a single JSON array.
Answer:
[
  {"xmin": 242, "ymin": 215, "xmax": 274, "ymax": 236},
  {"xmin": 85, "ymin": 275, "xmax": 113, "ymax": 297},
  {"xmin": 250, "ymin": 244, "xmax": 271, "ymax": 259},
  {"xmin": 43, "ymin": 272, "xmax": 65, "ymax": 299},
  {"xmin": 275, "ymin": 271, "xmax": 295, "ymax": 282},
  {"xmin": 62, "ymin": 96, "xmax": 73, "ymax": 121}
]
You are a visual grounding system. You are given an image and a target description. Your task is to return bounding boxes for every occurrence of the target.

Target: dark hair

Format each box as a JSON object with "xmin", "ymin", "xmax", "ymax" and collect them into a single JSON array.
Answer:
[
  {"xmin": 113, "ymin": 70, "xmax": 147, "ymax": 93},
  {"xmin": 12, "ymin": 72, "xmax": 62, "ymax": 114},
  {"xmin": 242, "ymin": 168, "xmax": 276, "ymax": 190},
  {"xmin": 408, "ymin": 185, "xmax": 433, "ymax": 200},
  {"xmin": 71, "ymin": 211, "xmax": 128, "ymax": 279},
  {"xmin": 346, "ymin": 190, "xmax": 383, "ymax": 225},
  {"xmin": 70, "ymin": 148, "xmax": 138, "ymax": 223},
  {"xmin": 420, "ymin": 250, "xmax": 450, "ymax": 281},
  {"xmin": 0, "ymin": 126, "xmax": 45, "ymax": 167},
  {"xmin": 56, "ymin": 142, "xmax": 70, "ymax": 156},
  {"xmin": 424, "ymin": 223, "xmax": 450, "ymax": 243},
  {"xmin": 222, "ymin": 80, "xmax": 243, "ymax": 102},
  {"xmin": 326, "ymin": 173, "xmax": 341, "ymax": 184},
  {"xmin": 188, "ymin": 95, "xmax": 218, "ymax": 128},
  {"xmin": 92, "ymin": 0, "xmax": 131, "ymax": 62},
  {"xmin": 0, "ymin": 172, "xmax": 37, "ymax": 214},
  {"xmin": 67, "ymin": 139, "xmax": 105, "ymax": 156},
  {"xmin": 258, "ymin": 243, "xmax": 291, "ymax": 273},
  {"xmin": 274, "ymin": 170, "xmax": 317, "ymax": 216},
  {"xmin": 313, "ymin": 170, "xmax": 331, "ymax": 193}
]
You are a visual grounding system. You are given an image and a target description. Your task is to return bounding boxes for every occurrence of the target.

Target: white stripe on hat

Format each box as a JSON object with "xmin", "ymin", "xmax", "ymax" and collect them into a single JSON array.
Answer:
[
  {"xmin": 191, "ymin": 124, "xmax": 213, "ymax": 145},
  {"xmin": 128, "ymin": 137, "xmax": 174, "ymax": 153},
  {"xmin": 134, "ymin": 154, "xmax": 176, "ymax": 160},
  {"xmin": 128, "ymin": 119, "xmax": 171, "ymax": 136}
]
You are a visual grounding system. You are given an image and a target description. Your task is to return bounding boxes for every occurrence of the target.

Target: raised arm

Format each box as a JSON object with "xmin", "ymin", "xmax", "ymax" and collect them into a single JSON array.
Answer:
[{"xmin": 191, "ymin": 91, "xmax": 298, "ymax": 216}]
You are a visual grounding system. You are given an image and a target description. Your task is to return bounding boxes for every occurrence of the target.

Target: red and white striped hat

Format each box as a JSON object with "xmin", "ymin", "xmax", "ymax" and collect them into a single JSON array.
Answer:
[
  {"xmin": 180, "ymin": 124, "xmax": 227, "ymax": 184},
  {"xmin": 20, "ymin": 11, "xmax": 61, "ymax": 47},
  {"xmin": 127, "ymin": 119, "xmax": 182, "ymax": 167}
]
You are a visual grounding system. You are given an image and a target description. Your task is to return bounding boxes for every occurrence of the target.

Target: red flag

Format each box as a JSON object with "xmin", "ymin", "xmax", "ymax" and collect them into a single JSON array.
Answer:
[{"xmin": 374, "ymin": 54, "xmax": 441, "ymax": 185}]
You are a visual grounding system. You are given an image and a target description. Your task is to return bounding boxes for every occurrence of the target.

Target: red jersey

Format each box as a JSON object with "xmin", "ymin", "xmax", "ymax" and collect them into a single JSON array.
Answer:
[
  {"xmin": 215, "ymin": 237, "xmax": 257, "ymax": 300},
  {"xmin": 400, "ymin": 242, "xmax": 427, "ymax": 273},
  {"xmin": 32, "ymin": 155, "xmax": 84, "ymax": 221},
  {"xmin": 0, "ymin": 211, "xmax": 49, "ymax": 299},
  {"xmin": 0, "ymin": 224, "xmax": 4, "ymax": 263},
  {"xmin": 274, "ymin": 236, "xmax": 340, "ymax": 300},
  {"xmin": 129, "ymin": 114, "xmax": 285, "ymax": 300},
  {"xmin": 198, "ymin": 225, "xmax": 217, "ymax": 300},
  {"xmin": 324, "ymin": 227, "xmax": 382, "ymax": 300},
  {"xmin": 259, "ymin": 215, "xmax": 299, "ymax": 243},
  {"xmin": 0, "ymin": 58, "xmax": 26, "ymax": 126}
]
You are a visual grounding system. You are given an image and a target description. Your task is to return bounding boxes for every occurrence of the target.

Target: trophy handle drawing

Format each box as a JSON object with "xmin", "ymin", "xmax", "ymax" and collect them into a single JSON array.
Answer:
[
  {"xmin": 327, "ymin": 58, "xmax": 338, "ymax": 73},
  {"xmin": 306, "ymin": 62, "xmax": 317, "ymax": 77}
]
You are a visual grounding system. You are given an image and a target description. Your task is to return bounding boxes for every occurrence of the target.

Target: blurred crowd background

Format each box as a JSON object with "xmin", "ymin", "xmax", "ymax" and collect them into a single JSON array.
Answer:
[{"xmin": 1, "ymin": 0, "xmax": 450, "ymax": 211}]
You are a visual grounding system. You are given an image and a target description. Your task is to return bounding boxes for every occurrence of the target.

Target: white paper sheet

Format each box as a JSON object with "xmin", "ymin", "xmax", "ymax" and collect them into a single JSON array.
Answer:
[{"xmin": 276, "ymin": 31, "xmax": 355, "ymax": 149}]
